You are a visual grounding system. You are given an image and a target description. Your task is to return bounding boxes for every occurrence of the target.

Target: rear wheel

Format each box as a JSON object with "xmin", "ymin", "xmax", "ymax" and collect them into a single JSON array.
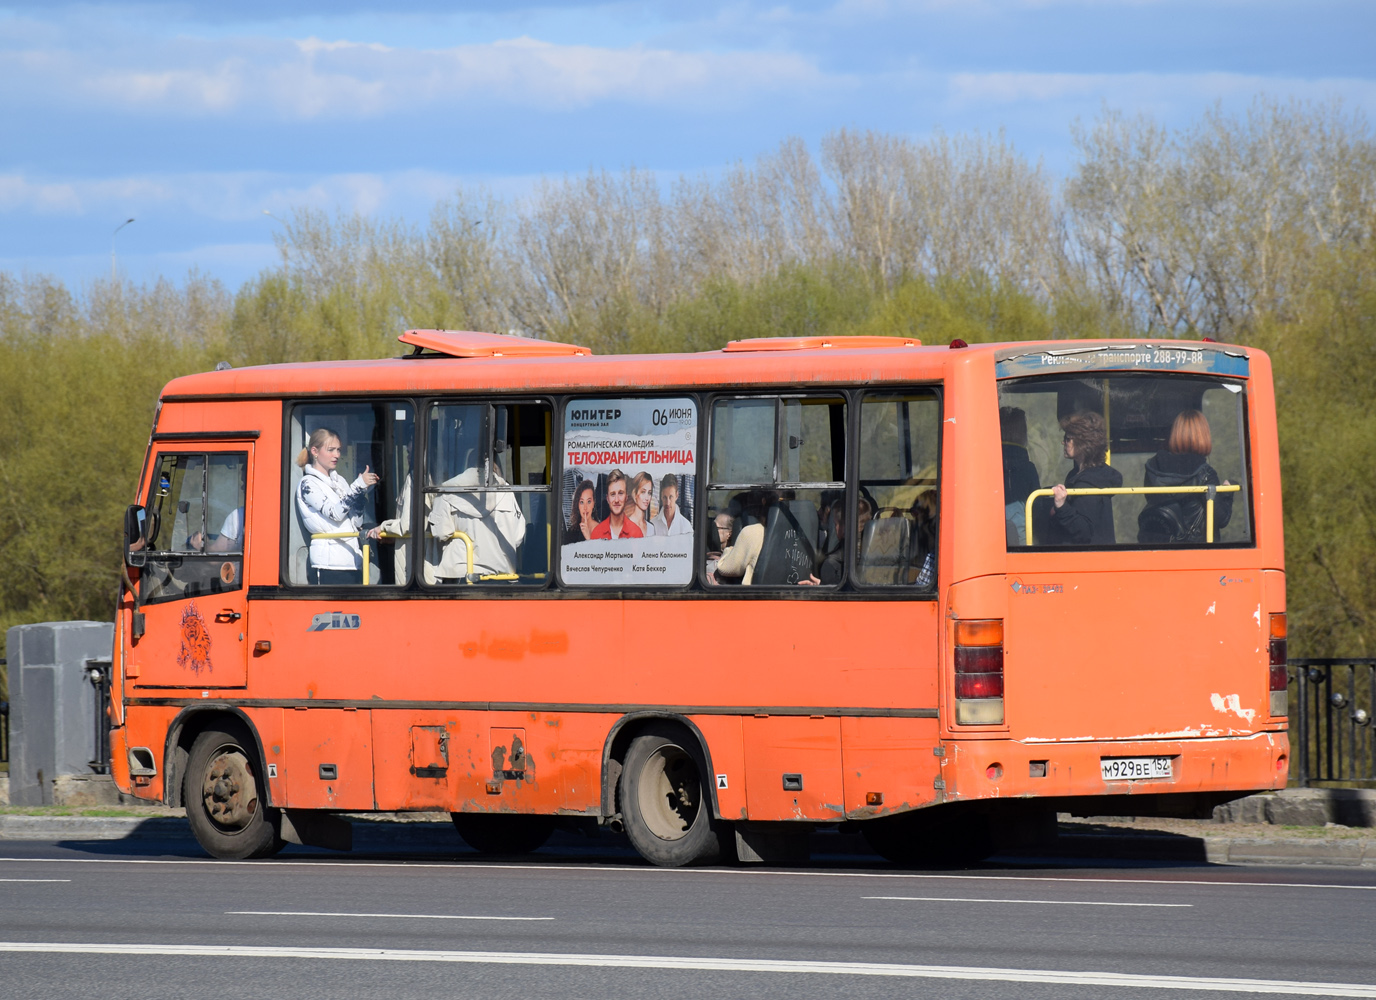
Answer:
[
  {"xmin": 183, "ymin": 726, "xmax": 283, "ymax": 860},
  {"xmin": 620, "ymin": 729, "xmax": 723, "ymax": 868},
  {"xmin": 861, "ymin": 807, "xmax": 994, "ymax": 867},
  {"xmin": 451, "ymin": 813, "xmax": 555, "ymax": 854}
]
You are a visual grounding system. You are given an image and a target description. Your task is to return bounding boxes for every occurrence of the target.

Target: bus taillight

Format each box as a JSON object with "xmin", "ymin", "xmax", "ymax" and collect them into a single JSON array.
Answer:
[
  {"xmin": 955, "ymin": 619, "xmax": 1004, "ymax": 725},
  {"xmin": 1269, "ymin": 613, "xmax": 1288, "ymax": 718}
]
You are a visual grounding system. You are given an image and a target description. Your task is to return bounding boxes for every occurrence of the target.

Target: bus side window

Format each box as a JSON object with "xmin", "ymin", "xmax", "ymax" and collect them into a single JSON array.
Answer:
[
  {"xmin": 706, "ymin": 395, "xmax": 845, "ymax": 587},
  {"xmin": 424, "ymin": 401, "xmax": 551, "ymax": 586},
  {"xmin": 286, "ymin": 401, "xmax": 414, "ymax": 587},
  {"xmin": 855, "ymin": 390, "xmax": 940, "ymax": 590}
]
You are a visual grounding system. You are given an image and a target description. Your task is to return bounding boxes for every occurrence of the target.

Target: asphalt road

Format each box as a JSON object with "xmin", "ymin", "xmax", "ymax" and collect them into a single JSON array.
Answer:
[{"xmin": 1, "ymin": 832, "xmax": 1374, "ymax": 999}]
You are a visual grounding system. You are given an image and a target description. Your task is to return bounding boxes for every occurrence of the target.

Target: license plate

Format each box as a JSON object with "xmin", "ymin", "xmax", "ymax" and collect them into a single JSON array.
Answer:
[{"xmin": 1100, "ymin": 756, "xmax": 1172, "ymax": 781}]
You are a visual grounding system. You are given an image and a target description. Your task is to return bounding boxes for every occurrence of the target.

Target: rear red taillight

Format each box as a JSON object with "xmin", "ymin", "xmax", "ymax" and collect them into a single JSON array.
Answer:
[
  {"xmin": 1269, "ymin": 613, "xmax": 1288, "ymax": 717},
  {"xmin": 954, "ymin": 619, "xmax": 1004, "ymax": 725}
]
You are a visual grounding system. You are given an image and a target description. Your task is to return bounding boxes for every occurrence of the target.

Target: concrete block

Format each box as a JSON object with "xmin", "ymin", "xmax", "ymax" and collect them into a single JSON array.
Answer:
[
  {"xmin": 52, "ymin": 774, "xmax": 142, "ymax": 807},
  {"xmin": 1266, "ymin": 795, "xmax": 1333, "ymax": 827},
  {"xmin": 1214, "ymin": 794, "xmax": 1273, "ymax": 824},
  {"xmin": 7, "ymin": 621, "xmax": 114, "ymax": 806},
  {"xmin": 1327, "ymin": 789, "xmax": 1376, "ymax": 828}
]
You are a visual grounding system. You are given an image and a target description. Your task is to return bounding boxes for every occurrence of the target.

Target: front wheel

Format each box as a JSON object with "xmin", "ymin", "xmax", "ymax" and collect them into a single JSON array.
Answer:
[
  {"xmin": 620, "ymin": 729, "xmax": 723, "ymax": 868},
  {"xmin": 451, "ymin": 813, "xmax": 555, "ymax": 854},
  {"xmin": 183, "ymin": 726, "xmax": 283, "ymax": 860}
]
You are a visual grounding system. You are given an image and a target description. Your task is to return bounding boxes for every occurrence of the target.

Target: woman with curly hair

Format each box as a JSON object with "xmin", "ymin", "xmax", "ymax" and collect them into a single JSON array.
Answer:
[{"xmin": 1043, "ymin": 410, "xmax": 1121, "ymax": 546}]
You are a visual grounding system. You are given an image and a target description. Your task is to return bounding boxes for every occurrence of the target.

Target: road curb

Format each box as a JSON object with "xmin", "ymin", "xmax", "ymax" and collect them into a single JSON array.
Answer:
[{"xmin": 0, "ymin": 815, "xmax": 190, "ymax": 841}]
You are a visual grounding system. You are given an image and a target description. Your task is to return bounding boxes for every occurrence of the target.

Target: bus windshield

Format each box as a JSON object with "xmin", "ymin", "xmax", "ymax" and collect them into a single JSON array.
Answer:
[{"xmin": 998, "ymin": 373, "xmax": 1251, "ymax": 549}]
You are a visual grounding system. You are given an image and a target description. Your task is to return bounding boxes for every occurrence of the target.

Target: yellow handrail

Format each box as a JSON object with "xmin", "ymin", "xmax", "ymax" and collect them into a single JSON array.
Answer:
[
  {"xmin": 309, "ymin": 531, "xmax": 372, "ymax": 585},
  {"xmin": 444, "ymin": 531, "xmax": 524, "ymax": 583},
  {"xmin": 448, "ymin": 531, "xmax": 475, "ymax": 582},
  {"xmin": 1023, "ymin": 484, "xmax": 1241, "ymax": 545}
]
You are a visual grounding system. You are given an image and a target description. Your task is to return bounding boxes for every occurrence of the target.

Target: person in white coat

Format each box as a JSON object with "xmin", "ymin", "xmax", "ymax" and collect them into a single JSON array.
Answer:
[
  {"xmin": 427, "ymin": 464, "xmax": 527, "ymax": 582},
  {"xmin": 295, "ymin": 427, "xmax": 378, "ymax": 585}
]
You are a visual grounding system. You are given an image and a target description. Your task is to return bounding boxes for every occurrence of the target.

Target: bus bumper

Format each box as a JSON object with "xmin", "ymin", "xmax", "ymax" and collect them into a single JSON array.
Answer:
[{"xmin": 941, "ymin": 730, "xmax": 1289, "ymax": 808}]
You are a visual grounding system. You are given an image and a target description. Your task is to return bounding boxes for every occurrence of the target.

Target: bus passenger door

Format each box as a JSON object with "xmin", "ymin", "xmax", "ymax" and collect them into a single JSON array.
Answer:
[{"xmin": 128, "ymin": 448, "xmax": 251, "ymax": 689}]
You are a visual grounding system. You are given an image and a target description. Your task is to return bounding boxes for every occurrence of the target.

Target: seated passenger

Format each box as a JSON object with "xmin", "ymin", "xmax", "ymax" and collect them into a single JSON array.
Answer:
[
  {"xmin": 428, "ymin": 465, "xmax": 527, "ymax": 581},
  {"xmin": 910, "ymin": 488, "xmax": 938, "ymax": 588},
  {"xmin": 816, "ymin": 496, "xmax": 872, "ymax": 585},
  {"xmin": 712, "ymin": 510, "xmax": 734, "ymax": 551},
  {"xmin": 591, "ymin": 469, "xmax": 642, "ymax": 540},
  {"xmin": 1039, "ymin": 411, "xmax": 1121, "ymax": 546},
  {"xmin": 1137, "ymin": 409, "xmax": 1233, "ymax": 544},
  {"xmin": 711, "ymin": 490, "xmax": 773, "ymax": 585},
  {"xmin": 1000, "ymin": 406, "xmax": 1040, "ymax": 544},
  {"xmin": 295, "ymin": 427, "xmax": 378, "ymax": 585}
]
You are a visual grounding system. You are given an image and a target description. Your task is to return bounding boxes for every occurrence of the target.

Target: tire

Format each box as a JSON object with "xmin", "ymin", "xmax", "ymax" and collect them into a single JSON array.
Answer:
[
  {"xmin": 861, "ymin": 807, "xmax": 994, "ymax": 868},
  {"xmin": 451, "ymin": 813, "xmax": 555, "ymax": 854},
  {"xmin": 620, "ymin": 728, "xmax": 723, "ymax": 868},
  {"xmin": 183, "ymin": 725, "xmax": 283, "ymax": 860}
]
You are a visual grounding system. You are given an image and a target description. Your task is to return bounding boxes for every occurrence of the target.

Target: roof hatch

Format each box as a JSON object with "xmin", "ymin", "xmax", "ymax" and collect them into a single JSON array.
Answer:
[
  {"xmin": 398, "ymin": 329, "xmax": 592, "ymax": 359},
  {"xmin": 721, "ymin": 335, "xmax": 921, "ymax": 352}
]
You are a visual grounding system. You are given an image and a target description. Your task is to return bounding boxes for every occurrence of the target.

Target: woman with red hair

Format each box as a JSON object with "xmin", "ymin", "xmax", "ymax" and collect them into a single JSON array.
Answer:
[{"xmin": 1137, "ymin": 409, "xmax": 1233, "ymax": 544}]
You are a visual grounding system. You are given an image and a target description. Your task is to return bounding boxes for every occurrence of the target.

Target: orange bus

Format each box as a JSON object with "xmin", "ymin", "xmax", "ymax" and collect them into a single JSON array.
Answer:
[{"xmin": 110, "ymin": 331, "xmax": 1289, "ymax": 865}]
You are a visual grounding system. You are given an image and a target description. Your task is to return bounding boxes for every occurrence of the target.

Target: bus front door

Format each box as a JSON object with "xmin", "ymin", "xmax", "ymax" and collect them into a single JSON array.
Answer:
[{"xmin": 128, "ymin": 448, "xmax": 251, "ymax": 690}]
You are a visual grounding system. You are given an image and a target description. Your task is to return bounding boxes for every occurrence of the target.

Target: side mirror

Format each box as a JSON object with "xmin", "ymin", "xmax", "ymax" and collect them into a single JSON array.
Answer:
[{"xmin": 125, "ymin": 504, "xmax": 150, "ymax": 567}]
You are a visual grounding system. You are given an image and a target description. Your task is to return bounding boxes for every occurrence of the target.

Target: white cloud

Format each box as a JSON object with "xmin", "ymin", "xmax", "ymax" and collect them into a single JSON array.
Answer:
[
  {"xmin": 947, "ymin": 70, "xmax": 1376, "ymax": 108},
  {"xmin": 2, "ymin": 33, "xmax": 830, "ymax": 119},
  {"xmin": 0, "ymin": 168, "xmax": 462, "ymax": 218}
]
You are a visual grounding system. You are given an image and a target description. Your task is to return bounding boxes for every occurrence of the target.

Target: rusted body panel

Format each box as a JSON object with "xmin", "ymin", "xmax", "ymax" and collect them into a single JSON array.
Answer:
[{"xmin": 112, "ymin": 338, "xmax": 1288, "ymax": 824}]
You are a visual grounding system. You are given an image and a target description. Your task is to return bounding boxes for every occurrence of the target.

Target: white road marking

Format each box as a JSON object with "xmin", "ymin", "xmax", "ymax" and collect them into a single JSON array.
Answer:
[
  {"xmin": 0, "ymin": 942, "xmax": 1372, "ymax": 995},
  {"xmin": 0, "ymin": 879, "xmax": 70, "ymax": 883},
  {"xmin": 1, "ymin": 856, "xmax": 1372, "ymax": 893},
  {"xmin": 228, "ymin": 910, "xmax": 552, "ymax": 921},
  {"xmin": 865, "ymin": 895, "xmax": 1191, "ymax": 908}
]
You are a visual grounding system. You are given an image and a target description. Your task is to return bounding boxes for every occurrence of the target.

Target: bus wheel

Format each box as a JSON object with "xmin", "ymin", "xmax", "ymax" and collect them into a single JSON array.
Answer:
[
  {"xmin": 184, "ymin": 726, "xmax": 283, "ymax": 860},
  {"xmin": 451, "ymin": 814, "xmax": 555, "ymax": 854},
  {"xmin": 861, "ymin": 809, "xmax": 994, "ymax": 868},
  {"xmin": 620, "ymin": 730, "xmax": 722, "ymax": 868}
]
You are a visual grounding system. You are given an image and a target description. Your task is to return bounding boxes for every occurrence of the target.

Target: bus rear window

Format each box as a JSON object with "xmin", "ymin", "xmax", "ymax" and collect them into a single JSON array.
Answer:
[{"xmin": 998, "ymin": 374, "xmax": 1251, "ymax": 549}]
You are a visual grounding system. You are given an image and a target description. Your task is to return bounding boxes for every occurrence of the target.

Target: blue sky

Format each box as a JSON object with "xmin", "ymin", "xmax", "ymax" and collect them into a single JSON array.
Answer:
[{"xmin": 3, "ymin": 0, "xmax": 1374, "ymax": 291}]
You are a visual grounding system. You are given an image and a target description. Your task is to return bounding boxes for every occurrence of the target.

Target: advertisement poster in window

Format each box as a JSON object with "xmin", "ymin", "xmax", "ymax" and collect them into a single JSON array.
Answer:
[{"xmin": 561, "ymin": 398, "xmax": 697, "ymax": 586}]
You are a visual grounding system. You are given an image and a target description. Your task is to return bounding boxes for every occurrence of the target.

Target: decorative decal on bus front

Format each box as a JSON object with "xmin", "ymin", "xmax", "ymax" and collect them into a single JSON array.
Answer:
[
  {"xmin": 308, "ymin": 612, "xmax": 361, "ymax": 631},
  {"xmin": 177, "ymin": 602, "xmax": 213, "ymax": 674},
  {"xmin": 994, "ymin": 345, "xmax": 1250, "ymax": 379},
  {"xmin": 561, "ymin": 397, "xmax": 697, "ymax": 586}
]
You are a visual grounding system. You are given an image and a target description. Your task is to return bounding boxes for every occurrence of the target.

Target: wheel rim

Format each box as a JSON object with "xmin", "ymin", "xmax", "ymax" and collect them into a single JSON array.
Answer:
[
  {"xmin": 201, "ymin": 745, "xmax": 260, "ymax": 834},
  {"xmin": 636, "ymin": 743, "xmax": 702, "ymax": 842}
]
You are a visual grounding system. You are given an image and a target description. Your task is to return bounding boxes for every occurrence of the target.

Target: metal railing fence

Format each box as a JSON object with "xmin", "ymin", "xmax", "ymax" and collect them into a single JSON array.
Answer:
[
  {"xmin": 86, "ymin": 658, "xmax": 112, "ymax": 775},
  {"xmin": 1291, "ymin": 658, "xmax": 1376, "ymax": 787}
]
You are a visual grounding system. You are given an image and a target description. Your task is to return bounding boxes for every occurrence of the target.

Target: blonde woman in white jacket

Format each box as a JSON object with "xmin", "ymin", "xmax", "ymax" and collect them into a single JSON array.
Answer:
[{"xmin": 295, "ymin": 427, "xmax": 378, "ymax": 584}]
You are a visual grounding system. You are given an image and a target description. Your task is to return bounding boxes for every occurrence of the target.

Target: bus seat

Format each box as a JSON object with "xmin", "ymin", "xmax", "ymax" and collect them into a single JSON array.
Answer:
[
  {"xmin": 857, "ymin": 516, "xmax": 911, "ymax": 585},
  {"xmin": 753, "ymin": 500, "xmax": 819, "ymax": 585},
  {"xmin": 293, "ymin": 546, "xmax": 308, "ymax": 586}
]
